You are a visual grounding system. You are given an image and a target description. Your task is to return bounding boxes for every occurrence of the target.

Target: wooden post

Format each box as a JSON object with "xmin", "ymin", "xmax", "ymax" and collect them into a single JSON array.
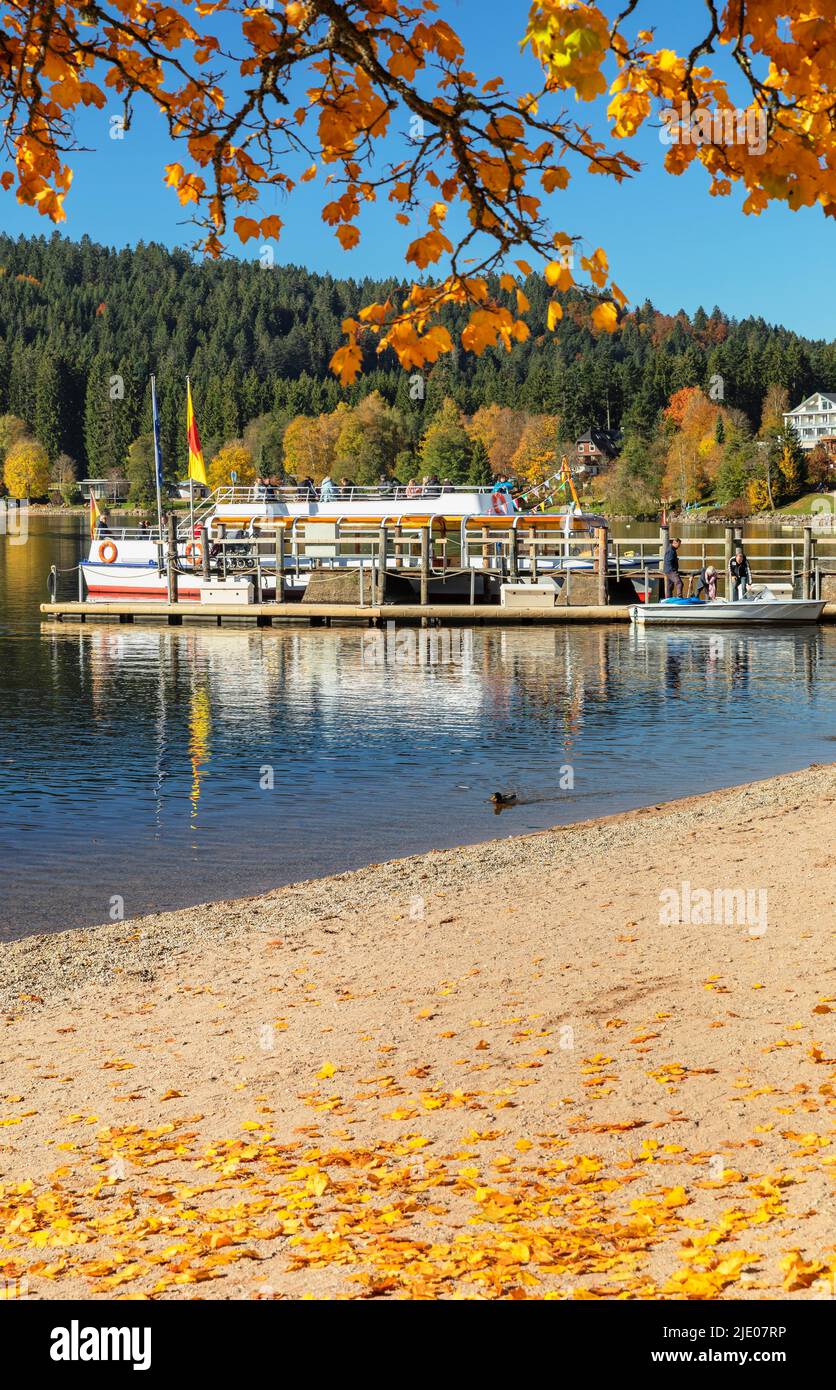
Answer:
[
  {"xmin": 200, "ymin": 523, "xmax": 210, "ymax": 581},
  {"xmin": 275, "ymin": 526, "xmax": 284, "ymax": 602},
  {"xmin": 597, "ymin": 525, "xmax": 608, "ymax": 606},
  {"xmin": 166, "ymin": 511, "xmax": 178, "ymax": 604},
  {"xmin": 419, "ymin": 526, "xmax": 429, "ymax": 606},
  {"xmin": 469, "ymin": 567, "xmax": 476, "ymax": 605},
  {"xmin": 803, "ymin": 525, "xmax": 813, "ymax": 599},
  {"xmin": 218, "ymin": 523, "xmax": 227, "ymax": 580},
  {"xmin": 659, "ymin": 521, "xmax": 669, "ymax": 591},
  {"xmin": 377, "ymin": 526, "xmax": 387, "ymax": 606},
  {"xmin": 724, "ymin": 524, "xmax": 734, "ymax": 597},
  {"xmin": 508, "ymin": 526, "xmax": 518, "ymax": 581}
]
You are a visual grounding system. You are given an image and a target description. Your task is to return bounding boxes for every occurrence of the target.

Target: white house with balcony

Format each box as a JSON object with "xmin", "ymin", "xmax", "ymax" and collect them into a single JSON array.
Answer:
[{"xmin": 783, "ymin": 391, "xmax": 836, "ymax": 450}]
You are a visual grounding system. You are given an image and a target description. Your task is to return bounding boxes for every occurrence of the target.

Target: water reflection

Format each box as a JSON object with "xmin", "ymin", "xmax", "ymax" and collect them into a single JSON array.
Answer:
[
  {"xmin": 0, "ymin": 618, "xmax": 830, "ymax": 938},
  {"xmin": 1, "ymin": 516, "xmax": 834, "ymax": 938}
]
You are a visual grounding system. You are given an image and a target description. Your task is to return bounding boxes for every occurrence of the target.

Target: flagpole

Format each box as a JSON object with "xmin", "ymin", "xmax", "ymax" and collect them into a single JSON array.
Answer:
[
  {"xmin": 187, "ymin": 375, "xmax": 195, "ymax": 545},
  {"xmin": 151, "ymin": 375, "xmax": 164, "ymax": 563}
]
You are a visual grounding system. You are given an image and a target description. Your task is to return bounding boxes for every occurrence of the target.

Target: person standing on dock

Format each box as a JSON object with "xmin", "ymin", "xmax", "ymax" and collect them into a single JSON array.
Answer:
[
  {"xmin": 663, "ymin": 536, "xmax": 683, "ymax": 597},
  {"xmin": 729, "ymin": 546, "xmax": 752, "ymax": 600}
]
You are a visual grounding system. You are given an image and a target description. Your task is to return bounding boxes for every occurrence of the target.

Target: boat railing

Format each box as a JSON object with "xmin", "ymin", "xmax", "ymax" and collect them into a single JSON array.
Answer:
[
  {"xmin": 92, "ymin": 526, "xmax": 163, "ymax": 542},
  {"xmin": 210, "ymin": 484, "xmax": 495, "ymax": 506}
]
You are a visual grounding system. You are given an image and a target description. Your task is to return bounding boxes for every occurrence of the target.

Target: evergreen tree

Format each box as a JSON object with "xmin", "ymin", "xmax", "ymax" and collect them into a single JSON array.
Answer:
[
  {"xmin": 34, "ymin": 353, "xmax": 65, "ymax": 461},
  {"xmin": 126, "ymin": 434, "xmax": 157, "ymax": 504},
  {"xmin": 467, "ymin": 436, "xmax": 493, "ymax": 486}
]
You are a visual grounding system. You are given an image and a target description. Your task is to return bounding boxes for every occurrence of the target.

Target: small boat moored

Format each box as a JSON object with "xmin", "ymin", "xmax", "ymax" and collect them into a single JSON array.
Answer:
[{"xmin": 630, "ymin": 591, "xmax": 825, "ymax": 625}]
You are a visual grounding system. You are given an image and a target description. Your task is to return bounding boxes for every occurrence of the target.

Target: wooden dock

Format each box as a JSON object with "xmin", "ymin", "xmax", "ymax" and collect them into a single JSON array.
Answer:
[{"xmin": 40, "ymin": 599, "xmax": 631, "ymax": 626}]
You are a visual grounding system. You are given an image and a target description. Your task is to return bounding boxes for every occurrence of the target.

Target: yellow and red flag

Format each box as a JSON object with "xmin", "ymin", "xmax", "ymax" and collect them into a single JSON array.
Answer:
[
  {"xmin": 186, "ymin": 379, "xmax": 207, "ymax": 486},
  {"xmin": 89, "ymin": 490, "xmax": 103, "ymax": 538}
]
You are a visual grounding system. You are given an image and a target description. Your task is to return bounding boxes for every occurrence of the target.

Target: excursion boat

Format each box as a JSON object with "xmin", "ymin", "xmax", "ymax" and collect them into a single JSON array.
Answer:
[
  {"xmin": 629, "ymin": 592, "xmax": 825, "ymax": 625},
  {"xmin": 80, "ymin": 483, "xmax": 626, "ymax": 601}
]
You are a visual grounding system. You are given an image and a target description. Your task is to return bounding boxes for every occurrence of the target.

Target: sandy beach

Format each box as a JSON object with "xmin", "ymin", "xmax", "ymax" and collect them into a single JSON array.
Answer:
[{"xmin": 1, "ymin": 763, "xmax": 835, "ymax": 1301}]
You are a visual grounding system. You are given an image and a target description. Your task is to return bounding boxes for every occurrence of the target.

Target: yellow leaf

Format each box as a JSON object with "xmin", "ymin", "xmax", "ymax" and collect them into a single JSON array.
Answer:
[{"xmin": 591, "ymin": 301, "xmax": 618, "ymax": 333}]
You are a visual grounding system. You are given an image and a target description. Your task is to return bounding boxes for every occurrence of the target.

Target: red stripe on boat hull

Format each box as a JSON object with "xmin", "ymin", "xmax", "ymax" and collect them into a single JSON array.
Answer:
[{"xmin": 85, "ymin": 585, "xmax": 202, "ymax": 600}]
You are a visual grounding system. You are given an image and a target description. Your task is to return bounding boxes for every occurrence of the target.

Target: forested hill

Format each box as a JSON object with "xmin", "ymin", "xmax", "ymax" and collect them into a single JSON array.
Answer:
[{"xmin": 1, "ymin": 230, "xmax": 835, "ymax": 477}]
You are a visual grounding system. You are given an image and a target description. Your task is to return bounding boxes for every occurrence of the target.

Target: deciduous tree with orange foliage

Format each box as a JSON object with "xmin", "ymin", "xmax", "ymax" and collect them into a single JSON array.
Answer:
[{"xmin": 3, "ymin": 2, "xmax": 835, "ymax": 383}]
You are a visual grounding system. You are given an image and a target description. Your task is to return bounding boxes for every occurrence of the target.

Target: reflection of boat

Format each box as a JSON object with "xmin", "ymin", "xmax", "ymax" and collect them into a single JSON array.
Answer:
[{"xmin": 630, "ymin": 592, "xmax": 825, "ymax": 625}]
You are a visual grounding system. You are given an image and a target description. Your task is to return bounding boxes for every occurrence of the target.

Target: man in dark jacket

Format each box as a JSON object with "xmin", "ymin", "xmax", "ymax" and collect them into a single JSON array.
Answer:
[
  {"xmin": 663, "ymin": 536, "xmax": 683, "ymax": 597},
  {"xmin": 729, "ymin": 546, "xmax": 752, "ymax": 600}
]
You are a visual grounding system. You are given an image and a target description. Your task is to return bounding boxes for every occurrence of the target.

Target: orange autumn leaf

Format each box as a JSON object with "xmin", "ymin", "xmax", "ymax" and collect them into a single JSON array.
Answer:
[{"xmin": 233, "ymin": 216, "xmax": 261, "ymax": 243}]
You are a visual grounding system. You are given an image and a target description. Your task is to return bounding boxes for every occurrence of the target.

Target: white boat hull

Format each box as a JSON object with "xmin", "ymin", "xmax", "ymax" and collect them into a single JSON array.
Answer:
[{"xmin": 630, "ymin": 597, "xmax": 825, "ymax": 625}]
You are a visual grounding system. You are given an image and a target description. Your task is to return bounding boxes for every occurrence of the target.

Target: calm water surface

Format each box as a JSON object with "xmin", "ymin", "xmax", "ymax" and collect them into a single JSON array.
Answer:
[{"xmin": 1, "ymin": 514, "xmax": 835, "ymax": 939}]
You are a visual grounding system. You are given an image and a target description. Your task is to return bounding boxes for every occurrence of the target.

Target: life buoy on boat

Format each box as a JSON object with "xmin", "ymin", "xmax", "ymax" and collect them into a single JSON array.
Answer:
[
  {"xmin": 490, "ymin": 490, "xmax": 511, "ymax": 516},
  {"xmin": 185, "ymin": 541, "xmax": 203, "ymax": 567},
  {"xmin": 98, "ymin": 540, "xmax": 118, "ymax": 564}
]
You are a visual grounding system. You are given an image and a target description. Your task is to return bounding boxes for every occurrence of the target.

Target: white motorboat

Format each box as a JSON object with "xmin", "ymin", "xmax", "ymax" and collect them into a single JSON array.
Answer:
[{"xmin": 630, "ymin": 591, "xmax": 825, "ymax": 625}]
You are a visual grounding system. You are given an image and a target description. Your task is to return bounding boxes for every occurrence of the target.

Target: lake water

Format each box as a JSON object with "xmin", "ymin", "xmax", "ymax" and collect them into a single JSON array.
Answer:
[{"xmin": 1, "ymin": 513, "xmax": 835, "ymax": 939}]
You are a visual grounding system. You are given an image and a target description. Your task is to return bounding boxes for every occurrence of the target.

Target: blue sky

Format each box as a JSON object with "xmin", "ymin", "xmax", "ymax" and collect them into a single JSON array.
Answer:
[{"xmin": 2, "ymin": 1, "xmax": 832, "ymax": 339}]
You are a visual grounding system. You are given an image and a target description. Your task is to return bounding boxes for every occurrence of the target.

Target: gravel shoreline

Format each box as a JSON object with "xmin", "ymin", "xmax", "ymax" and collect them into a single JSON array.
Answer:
[{"xmin": 3, "ymin": 761, "xmax": 832, "ymax": 1013}]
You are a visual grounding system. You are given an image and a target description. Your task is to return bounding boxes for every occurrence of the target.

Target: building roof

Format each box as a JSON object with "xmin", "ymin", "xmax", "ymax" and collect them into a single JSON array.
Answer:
[
  {"xmin": 785, "ymin": 392, "xmax": 836, "ymax": 415},
  {"xmin": 576, "ymin": 428, "xmax": 618, "ymax": 455}
]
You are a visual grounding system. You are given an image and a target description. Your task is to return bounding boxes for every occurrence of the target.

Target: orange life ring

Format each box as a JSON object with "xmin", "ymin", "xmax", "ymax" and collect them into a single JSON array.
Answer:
[
  {"xmin": 490, "ymin": 490, "xmax": 511, "ymax": 516},
  {"xmin": 98, "ymin": 540, "xmax": 118, "ymax": 564},
  {"xmin": 185, "ymin": 540, "xmax": 203, "ymax": 567}
]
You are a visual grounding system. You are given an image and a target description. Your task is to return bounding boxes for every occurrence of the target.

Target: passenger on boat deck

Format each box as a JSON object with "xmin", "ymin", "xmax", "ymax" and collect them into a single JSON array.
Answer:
[
  {"xmin": 694, "ymin": 564, "xmax": 718, "ymax": 601},
  {"xmin": 729, "ymin": 546, "xmax": 752, "ymax": 601},
  {"xmin": 319, "ymin": 475, "xmax": 335, "ymax": 502},
  {"xmin": 97, "ymin": 513, "xmax": 111, "ymax": 537},
  {"xmin": 663, "ymin": 536, "xmax": 683, "ymax": 597},
  {"xmin": 254, "ymin": 476, "xmax": 275, "ymax": 501},
  {"xmin": 339, "ymin": 476, "xmax": 351, "ymax": 497},
  {"xmin": 377, "ymin": 472, "xmax": 392, "ymax": 497},
  {"xmin": 405, "ymin": 478, "xmax": 420, "ymax": 499},
  {"xmin": 424, "ymin": 473, "xmax": 440, "ymax": 497},
  {"xmin": 300, "ymin": 476, "xmax": 316, "ymax": 500}
]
